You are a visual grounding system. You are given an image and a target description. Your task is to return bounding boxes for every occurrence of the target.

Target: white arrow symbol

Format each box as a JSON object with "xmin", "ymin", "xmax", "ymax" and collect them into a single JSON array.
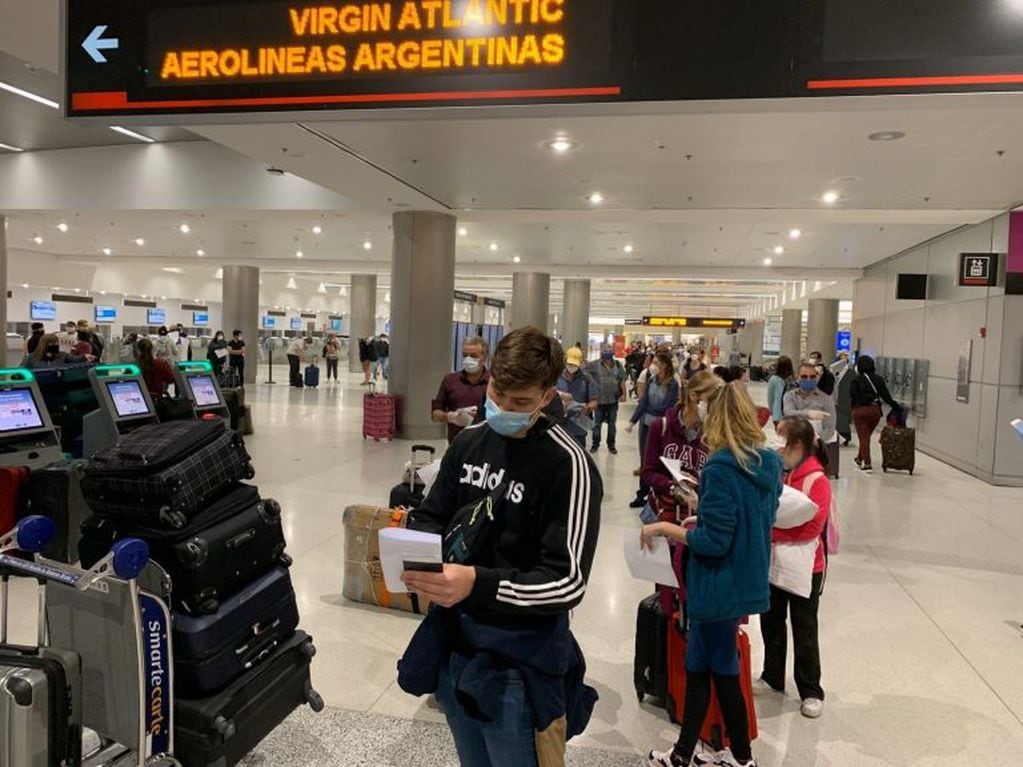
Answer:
[{"xmin": 83, "ymin": 25, "xmax": 119, "ymax": 63}]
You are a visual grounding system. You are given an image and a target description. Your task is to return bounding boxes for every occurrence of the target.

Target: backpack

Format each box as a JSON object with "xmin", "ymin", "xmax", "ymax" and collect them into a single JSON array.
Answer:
[{"xmin": 803, "ymin": 471, "xmax": 840, "ymax": 555}]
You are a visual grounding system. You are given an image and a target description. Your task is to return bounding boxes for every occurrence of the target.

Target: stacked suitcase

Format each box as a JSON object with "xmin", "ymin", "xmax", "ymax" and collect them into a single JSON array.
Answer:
[
  {"xmin": 77, "ymin": 417, "xmax": 323, "ymax": 767},
  {"xmin": 363, "ymin": 382, "xmax": 396, "ymax": 441}
]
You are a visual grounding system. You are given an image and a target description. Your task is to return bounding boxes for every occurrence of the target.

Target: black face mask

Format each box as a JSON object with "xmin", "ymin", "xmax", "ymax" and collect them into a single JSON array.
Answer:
[{"xmin": 45, "ymin": 345, "xmax": 60, "ymax": 356}]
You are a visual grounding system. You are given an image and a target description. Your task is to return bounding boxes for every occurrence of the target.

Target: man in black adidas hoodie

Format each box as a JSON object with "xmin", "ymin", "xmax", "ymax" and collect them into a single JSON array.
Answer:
[{"xmin": 404, "ymin": 326, "xmax": 602, "ymax": 767}]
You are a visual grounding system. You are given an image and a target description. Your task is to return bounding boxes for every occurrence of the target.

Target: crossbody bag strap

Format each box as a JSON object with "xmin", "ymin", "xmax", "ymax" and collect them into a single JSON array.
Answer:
[{"xmin": 801, "ymin": 471, "xmax": 829, "ymax": 595}]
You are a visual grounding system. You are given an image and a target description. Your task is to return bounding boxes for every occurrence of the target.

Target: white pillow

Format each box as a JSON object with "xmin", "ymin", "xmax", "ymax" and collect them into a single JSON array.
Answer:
[{"xmin": 776, "ymin": 485, "xmax": 818, "ymax": 529}]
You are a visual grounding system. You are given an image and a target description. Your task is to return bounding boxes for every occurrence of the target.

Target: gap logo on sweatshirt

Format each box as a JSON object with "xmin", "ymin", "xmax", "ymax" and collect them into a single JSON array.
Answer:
[{"xmin": 460, "ymin": 462, "xmax": 525, "ymax": 504}]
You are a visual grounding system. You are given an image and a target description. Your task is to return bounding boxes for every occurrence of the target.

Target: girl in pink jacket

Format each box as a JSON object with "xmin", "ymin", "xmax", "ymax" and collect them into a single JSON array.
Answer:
[{"xmin": 756, "ymin": 415, "xmax": 832, "ymax": 720}]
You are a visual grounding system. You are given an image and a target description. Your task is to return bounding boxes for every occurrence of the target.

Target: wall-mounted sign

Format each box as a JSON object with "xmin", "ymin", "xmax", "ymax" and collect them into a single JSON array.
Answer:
[
  {"xmin": 483, "ymin": 297, "xmax": 506, "ymax": 309},
  {"xmin": 836, "ymin": 330, "xmax": 852, "ymax": 352},
  {"xmin": 453, "ymin": 290, "xmax": 479, "ymax": 304},
  {"xmin": 147, "ymin": 308, "xmax": 166, "ymax": 325},
  {"xmin": 642, "ymin": 316, "xmax": 747, "ymax": 329},
  {"xmin": 290, "ymin": 317, "xmax": 303, "ymax": 330},
  {"xmin": 623, "ymin": 318, "xmax": 645, "ymax": 326},
  {"xmin": 262, "ymin": 316, "xmax": 276, "ymax": 329},
  {"xmin": 30, "ymin": 301, "xmax": 58, "ymax": 321},
  {"xmin": 95, "ymin": 306, "xmax": 119, "ymax": 323},
  {"xmin": 959, "ymin": 253, "xmax": 999, "ymax": 287}
]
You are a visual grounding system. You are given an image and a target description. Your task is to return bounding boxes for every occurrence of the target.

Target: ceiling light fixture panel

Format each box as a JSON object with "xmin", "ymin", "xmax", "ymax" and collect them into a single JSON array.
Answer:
[
  {"xmin": 110, "ymin": 126, "xmax": 155, "ymax": 143},
  {"xmin": 0, "ymin": 80, "xmax": 59, "ymax": 109},
  {"xmin": 0, "ymin": 142, "xmax": 25, "ymax": 152}
]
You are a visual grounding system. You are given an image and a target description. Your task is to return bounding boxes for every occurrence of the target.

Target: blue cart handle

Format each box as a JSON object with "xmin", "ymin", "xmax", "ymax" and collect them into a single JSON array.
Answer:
[{"xmin": 0, "ymin": 516, "xmax": 56, "ymax": 556}]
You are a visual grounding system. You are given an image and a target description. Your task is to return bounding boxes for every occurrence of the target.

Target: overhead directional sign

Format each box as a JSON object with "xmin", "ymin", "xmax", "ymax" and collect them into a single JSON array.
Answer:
[
  {"xmin": 82, "ymin": 25, "xmax": 120, "ymax": 64},
  {"xmin": 642, "ymin": 317, "xmax": 747, "ymax": 329},
  {"xmin": 64, "ymin": 1, "xmax": 1023, "ymax": 119}
]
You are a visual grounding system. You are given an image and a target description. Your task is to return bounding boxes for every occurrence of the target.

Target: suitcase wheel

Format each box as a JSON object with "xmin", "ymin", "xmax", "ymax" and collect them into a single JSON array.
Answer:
[
  {"xmin": 301, "ymin": 641, "xmax": 317, "ymax": 660},
  {"xmin": 260, "ymin": 499, "xmax": 282, "ymax": 519},
  {"xmin": 212, "ymin": 715, "xmax": 236, "ymax": 741},
  {"xmin": 305, "ymin": 680, "xmax": 325, "ymax": 713},
  {"xmin": 196, "ymin": 597, "xmax": 219, "ymax": 614},
  {"xmin": 279, "ymin": 553, "xmax": 294, "ymax": 568},
  {"xmin": 243, "ymin": 464, "xmax": 256, "ymax": 481}
]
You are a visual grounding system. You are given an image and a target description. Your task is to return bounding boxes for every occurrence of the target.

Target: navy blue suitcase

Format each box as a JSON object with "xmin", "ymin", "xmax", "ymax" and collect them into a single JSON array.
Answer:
[
  {"xmin": 304, "ymin": 364, "xmax": 320, "ymax": 388},
  {"xmin": 173, "ymin": 566, "xmax": 300, "ymax": 698}
]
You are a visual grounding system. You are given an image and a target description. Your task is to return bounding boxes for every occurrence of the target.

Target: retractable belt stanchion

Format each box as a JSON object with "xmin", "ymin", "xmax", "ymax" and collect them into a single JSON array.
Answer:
[{"xmin": 265, "ymin": 347, "xmax": 276, "ymax": 385}]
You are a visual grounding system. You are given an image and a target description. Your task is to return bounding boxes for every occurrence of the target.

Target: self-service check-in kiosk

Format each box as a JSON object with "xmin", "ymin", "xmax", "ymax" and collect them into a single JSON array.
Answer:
[
  {"xmin": 174, "ymin": 360, "xmax": 230, "ymax": 420},
  {"xmin": 82, "ymin": 364, "xmax": 159, "ymax": 457},
  {"xmin": 0, "ymin": 368, "xmax": 66, "ymax": 470}
]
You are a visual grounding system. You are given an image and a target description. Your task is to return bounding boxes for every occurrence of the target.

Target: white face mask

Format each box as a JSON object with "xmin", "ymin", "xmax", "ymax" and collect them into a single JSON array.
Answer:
[
  {"xmin": 697, "ymin": 400, "xmax": 709, "ymax": 422},
  {"xmin": 565, "ymin": 364, "xmax": 579, "ymax": 375},
  {"xmin": 463, "ymin": 356, "xmax": 482, "ymax": 374}
]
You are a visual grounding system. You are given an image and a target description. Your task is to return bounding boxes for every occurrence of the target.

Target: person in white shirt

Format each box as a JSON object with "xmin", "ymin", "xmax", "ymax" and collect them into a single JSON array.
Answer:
[
  {"xmin": 153, "ymin": 326, "xmax": 178, "ymax": 363},
  {"xmin": 59, "ymin": 321, "xmax": 79, "ymax": 354},
  {"xmin": 287, "ymin": 336, "xmax": 312, "ymax": 388}
]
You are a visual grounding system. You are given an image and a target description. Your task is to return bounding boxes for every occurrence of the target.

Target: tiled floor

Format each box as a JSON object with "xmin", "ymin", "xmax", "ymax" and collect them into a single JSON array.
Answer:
[{"xmin": 10, "ymin": 373, "xmax": 1023, "ymax": 765}]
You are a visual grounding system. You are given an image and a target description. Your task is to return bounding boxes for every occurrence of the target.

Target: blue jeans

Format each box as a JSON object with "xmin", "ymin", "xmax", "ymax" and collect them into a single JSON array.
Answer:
[
  {"xmin": 435, "ymin": 654, "xmax": 539, "ymax": 767},
  {"xmin": 591, "ymin": 404, "xmax": 618, "ymax": 449}
]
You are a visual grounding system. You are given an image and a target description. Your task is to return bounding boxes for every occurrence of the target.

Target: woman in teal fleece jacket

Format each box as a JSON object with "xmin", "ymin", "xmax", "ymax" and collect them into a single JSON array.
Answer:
[{"xmin": 641, "ymin": 382, "xmax": 782, "ymax": 767}]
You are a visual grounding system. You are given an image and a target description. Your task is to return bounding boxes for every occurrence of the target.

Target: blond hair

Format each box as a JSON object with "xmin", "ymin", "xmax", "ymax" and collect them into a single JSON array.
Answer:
[
  {"xmin": 702, "ymin": 382, "xmax": 766, "ymax": 472},
  {"xmin": 686, "ymin": 370, "xmax": 725, "ymax": 402}
]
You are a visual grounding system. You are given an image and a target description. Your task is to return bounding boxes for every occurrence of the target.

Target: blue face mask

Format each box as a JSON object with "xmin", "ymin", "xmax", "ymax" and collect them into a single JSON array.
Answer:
[
  {"xmin": 799, "ymin": 379, "xmax": 817, "ymax": 393},
  {"xmin": 601, "ymin": 352, "xmax": 613, "ymax": 361},
  {"xmin": 485, "ymin": 396, "xmax": 539, "ymax": 437}
]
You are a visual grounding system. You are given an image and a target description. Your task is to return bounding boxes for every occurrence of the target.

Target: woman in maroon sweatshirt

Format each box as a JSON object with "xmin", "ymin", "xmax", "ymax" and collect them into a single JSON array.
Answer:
[{"xmin": 640, "ymin": 371, "xmax": 724, "ymax": 523}]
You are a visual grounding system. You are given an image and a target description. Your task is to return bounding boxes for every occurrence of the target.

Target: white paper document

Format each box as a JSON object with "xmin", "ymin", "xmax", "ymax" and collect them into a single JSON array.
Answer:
[
  {"xmin": 660, "ymin": 458, "xmax": 699, "ymax": 486},
  {"xmin": 378, "ymin": 527, "xmax": 444, "ymax": 593},
  {"xmin": 623, "ymin": 535, "xmax": 679, "ymax": 588}
]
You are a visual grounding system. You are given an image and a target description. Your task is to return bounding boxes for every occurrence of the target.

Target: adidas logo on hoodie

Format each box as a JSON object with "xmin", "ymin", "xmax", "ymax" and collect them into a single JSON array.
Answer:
[{"xmin": 460, "ymin": 462, "xmax": 525, "ymax": 504}]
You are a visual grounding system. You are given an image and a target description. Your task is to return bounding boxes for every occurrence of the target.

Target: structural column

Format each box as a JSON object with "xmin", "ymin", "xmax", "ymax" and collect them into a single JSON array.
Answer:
[
  {"xmin": 348, "ymin": 274, "xmax": 377, "ymax": 373},
  {"xmin": 780, "ymin": 309, "xmax": 802, "ymax": 362},
  {"xmin": 561, "ymin": 278, "xmax": 590, "ymax": 351},
  {"xmin": 806, "ymin": 298, "xmax": 839, "ymax": 360},
  {"xmin": 510, "ymin": 272, "xmax": 550, "ymax": 331},
  {"xmin": 221, "ymin": 265, "xmax": 259, "ymax": 384},
  {"xmin": 747, "ymin": 320, "xmax": 765, "ymax": 366},
  {"xmin": 0, "ymin": 217, "xmax": 7, "ymax": 338},
  {"xmin": 390, "ymin": 212, "xmax": 456, "ymax": 440}
]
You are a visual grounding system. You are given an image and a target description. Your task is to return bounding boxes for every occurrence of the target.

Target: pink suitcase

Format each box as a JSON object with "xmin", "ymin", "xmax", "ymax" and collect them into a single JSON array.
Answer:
[{"xmin": 363, "ymin": 384, "xmax": 396, "ymax": 441}]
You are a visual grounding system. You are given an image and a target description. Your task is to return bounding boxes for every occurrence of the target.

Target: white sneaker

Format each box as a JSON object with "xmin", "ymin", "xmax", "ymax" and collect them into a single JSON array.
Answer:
[
  {"xmin": 801, "ymin": 697, "xmax": 824, "ymax": 718},
  {"xmin": 751, "ymin": 677, "xmax": 779, "ymax": 697},
  {"xmin": 647, "ymin": 750, "xmax": 724, "ymax": 767},
  {"xmin": 647, "ymin": 749, "xmax": 681, "ymax": 767}
]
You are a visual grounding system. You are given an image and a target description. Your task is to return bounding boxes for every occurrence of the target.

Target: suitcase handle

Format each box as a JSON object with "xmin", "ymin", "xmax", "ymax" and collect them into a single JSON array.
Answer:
[
  {"xmin": 226, "ymin": 529, "xmax": 257, "ymax": 550},
  {"xmin": 410, "ymin": 445, "xmax": 436, "ymax": 456}
]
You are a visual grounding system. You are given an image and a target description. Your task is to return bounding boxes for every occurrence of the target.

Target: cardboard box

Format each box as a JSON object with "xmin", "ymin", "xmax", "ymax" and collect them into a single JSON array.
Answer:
[{"xmin": 342, "ymin": 505, "xmax": 431, "ymax": 615}]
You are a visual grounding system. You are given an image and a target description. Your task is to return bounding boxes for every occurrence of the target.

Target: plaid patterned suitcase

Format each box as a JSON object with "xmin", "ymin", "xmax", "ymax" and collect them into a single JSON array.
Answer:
[
  {"xmin": 82, "ymin": 419, "xmax": 255, "ymax": 529},
  {"xmin": 363, "ymin": 383, "xmax": 396, "ymax": 441}
]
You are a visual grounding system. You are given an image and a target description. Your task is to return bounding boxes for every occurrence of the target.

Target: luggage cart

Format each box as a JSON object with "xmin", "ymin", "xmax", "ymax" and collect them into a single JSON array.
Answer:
[{"xmin": 1, "ymin": 516, "xmax": 181, "ymax": 766}]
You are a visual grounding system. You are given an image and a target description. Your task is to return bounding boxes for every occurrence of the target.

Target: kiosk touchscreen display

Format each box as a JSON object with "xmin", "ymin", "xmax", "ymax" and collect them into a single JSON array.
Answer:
[
  {"xmin": 0, "ymin": 388, "xmax": 45, "ymax": 433},
  {"xmin": 107, "ymin": 381, "xmax": 151, "ymax": 418},
  {"xmin": 187, "ymin": 375, "xmax": 221, "ymax": 408}
]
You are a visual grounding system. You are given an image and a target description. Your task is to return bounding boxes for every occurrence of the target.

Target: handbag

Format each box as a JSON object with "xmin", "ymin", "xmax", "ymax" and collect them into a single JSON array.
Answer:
[
  {"xmin": 442, "ymin": 482, "xmax": 507, "ymax": 565},
  {"xmin": 768, "ymin": 473, "xmax": 824, "ymax": 598}
]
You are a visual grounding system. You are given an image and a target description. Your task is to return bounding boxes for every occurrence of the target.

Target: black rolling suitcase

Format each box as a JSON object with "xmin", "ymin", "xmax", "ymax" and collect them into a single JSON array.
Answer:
[
  {"xmin": 634, "ymin": 593, "xmax": 670, "ymax": 704},
  {"xmin": 0, "ymin": 572, "xmax": 83, "ymax": 767},
  {"xmin": 881, "ymin": 426, "xmax": 916, "ymax": 474},
  {"xmin": 26, "ymin": 459, "xmax": 92, "ymax": 563},
  {"xmin": 826, "ymin": 440, "xmax": 841, "ymax": 479},
  {"xmin": 174, "ymin": 630, "xmax": 323, "ymax": 767},
  {"xmin": 388, "ymin": 444, "xmax": 437, "ymax": 509},
  {"xmin": 77, "ymin": 484, "xmax": 291, "ymax": 615},
  {"xmin": 82, "ymin": 419, "xmax": 254, "ymax": 529},
  {"xmin": 173, "ymin": 566, "xmax": 301, "ymax": 698}
]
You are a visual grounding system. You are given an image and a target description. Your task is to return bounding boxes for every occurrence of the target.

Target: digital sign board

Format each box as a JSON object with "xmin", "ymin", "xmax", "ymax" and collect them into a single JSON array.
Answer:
[
  {"xmin": 65, "ymin": 1, "xmax": 1023, "ymax": 119},
  {"xmin": 642, "ymin": 317, "xmax": 747, "ymax": 329}
]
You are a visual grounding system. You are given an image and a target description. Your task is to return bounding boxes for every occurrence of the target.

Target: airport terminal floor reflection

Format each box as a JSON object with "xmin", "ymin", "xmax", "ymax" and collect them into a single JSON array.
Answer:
[{"xmin": 5, "ymin": 373, "xmax": 1023, "ymax": 766}]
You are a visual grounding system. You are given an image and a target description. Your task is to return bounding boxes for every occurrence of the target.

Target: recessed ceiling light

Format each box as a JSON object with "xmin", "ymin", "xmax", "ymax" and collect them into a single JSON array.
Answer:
[
  {"xmin": 312, "ymin": 225, "xmax": 323, "ymax": 235},
  {"xmin": 100, "ymin": 290, "xmax": 106, "ymax": 295},
  {"xmin": 196, "ymin": 249, "xmax": 205, "ymax": 257},
  {"xmin": 20, "ymin": 283, "xmax": 27, "ymax": 289},
  {"xmin": 821, "ymin": 191, "xmax": 840, "ymax": 205},
  {"xmin": 363, "ymin": 240, "xmax": 373, "ymax": 251},
  {"xmin": 588, "ymin": 192, "xmax": 605, "ymax": 205},
  {"xmin": 0, "ymin": 142, "xmax": 25, "ymax": 152},
  {"xmin": 546, "ymin": 137, "xmax": 575, "ymax": 153},
  {"xmin": 33, "ymin": 235, "xmax": 43, "ymax": 244},
  {"xmin": 623, "ymin": 244, "xmax": 635, "ymax": 254},
  {"xmin": 296, "ymin": 250, "xmax": 304, "ymax": 258},
  {"xmin": 135, "ymin": 237, "xmax": 145, "ymax": 246},
  {"xmin": 57, "ymin": 222, "xmax": 69, "ymax": 233},
  {"xmin": 788, "ymin": 228, "xmax": 802, "ymax": 240},
  {"xmin": 458, "ymin": 227, "xmax": 468, "ymax": 236},
  {"xmin": 489, "ymin": 242, "xmax": 499, "ymax": 251},
  {"xmin": 774, "ymin": 246, "xmax": 785, "ymax": 255},
  {"xmin": 110, "ymin": 126, "xmax": 155, "ymax": 143},
  {"xmin": 161, "ymin": 267, "xmax": 183, "ymax": 274},
  {"xmin": 101, "ymin": 247, "xmax": 112, "ymax": 256},
  {"xmin": 161, "ymin": 295, "xmax": 167, "ymax": 300},
  {"xmin": 0, "ymin": 80, "xmax": 59, "ymax": 109},
  {"xmin": 513, "ymin": 255, "xmax": 522, "ymax": 264},
  {"xmin": 763, "ymin": 257, "xmax": 774, "ymax": 266},
  {"xmin": 868, "ymin": 131, "xmax": 906, "ymax": 142},
  {"xmin": 179, "ymin": 223, "xmax": 191, "ymax": 234}
]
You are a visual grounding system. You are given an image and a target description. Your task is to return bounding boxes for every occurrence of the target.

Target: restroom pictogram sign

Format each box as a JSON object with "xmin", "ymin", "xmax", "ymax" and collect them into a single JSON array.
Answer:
[{"xmin": 958, "ymin": 253, "xmax": 999, "ymax": 287}]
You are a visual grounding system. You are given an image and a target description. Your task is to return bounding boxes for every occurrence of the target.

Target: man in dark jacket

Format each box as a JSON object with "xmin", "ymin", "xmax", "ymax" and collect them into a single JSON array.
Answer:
[
  {"xmin": 404, "ymin": 327, "xmax": 602, "ymax": 766},
  {"xmin": 809, "ymin": 351, "xmax": 836, "ymax": 396}
]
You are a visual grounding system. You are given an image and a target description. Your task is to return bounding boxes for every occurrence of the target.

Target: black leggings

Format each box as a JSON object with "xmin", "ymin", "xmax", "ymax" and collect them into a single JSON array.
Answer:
[
  {"xmin": 674, "ymin": 672, "xmax": 752, "ymax": 763},
  {"xmin": 326, "ymin": 358, "xmax": 339, "ymax": 380}
]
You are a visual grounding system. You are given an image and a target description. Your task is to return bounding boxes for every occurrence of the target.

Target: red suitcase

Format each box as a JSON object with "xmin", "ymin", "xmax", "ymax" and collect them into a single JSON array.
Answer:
[
  {"xmin": 363, "ymin": 384, "xmax": 396, "ymax": 441},
  {"xmin": 665, "ymin": 617, "xmax": 758, "ymax": 750},
  {"xmin": 0, "ymin": 466, "xmax": 30, "ymax": 533}
]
